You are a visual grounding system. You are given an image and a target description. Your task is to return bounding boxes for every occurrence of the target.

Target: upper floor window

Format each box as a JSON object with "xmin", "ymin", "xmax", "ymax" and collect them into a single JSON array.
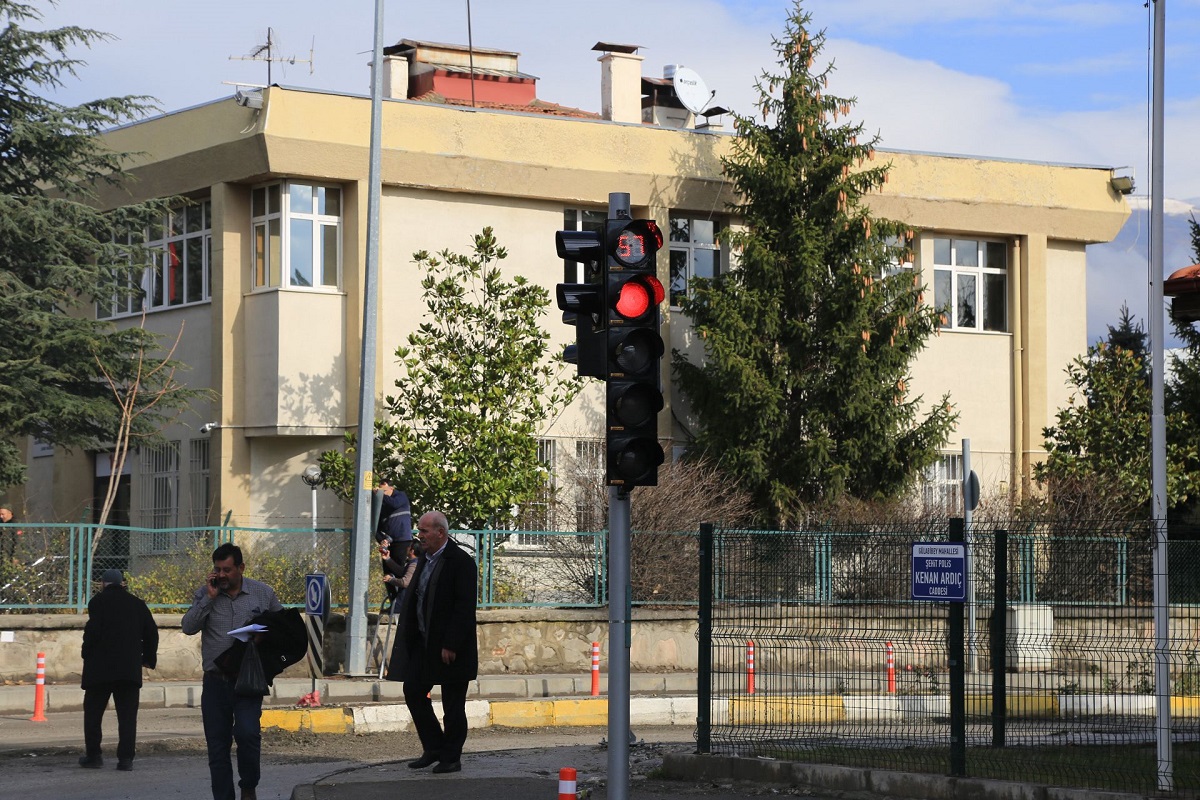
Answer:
[
  {"xmin": 932, "ymin": 237, "xmax": 1007, "ymax": 332},
  {"xmin": 98, "ymin": 202, "xmax": 212, "ymax": 319},
  {"xmin": 252, "ymin": 182, "xmax": 342, "ymax": 290},
  {"xmin": 669, "ymin": 215, "xmax": 723, "ymax": 307}
]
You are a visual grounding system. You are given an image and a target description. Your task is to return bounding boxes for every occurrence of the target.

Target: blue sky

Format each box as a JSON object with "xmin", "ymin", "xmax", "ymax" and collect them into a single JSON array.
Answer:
[{"xmin": 33, "ymin": 0, "xmax": 1200, "ymax": 342}]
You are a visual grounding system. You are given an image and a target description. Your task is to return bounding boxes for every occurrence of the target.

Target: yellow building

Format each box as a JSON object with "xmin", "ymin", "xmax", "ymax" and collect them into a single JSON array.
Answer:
[{"xmin": 13, "ymin": 43, "xmax": 1129, "ymax": 534}]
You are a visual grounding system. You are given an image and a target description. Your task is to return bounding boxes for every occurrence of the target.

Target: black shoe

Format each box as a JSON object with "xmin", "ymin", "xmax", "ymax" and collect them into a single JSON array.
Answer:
[
  {"xmin": 116, "ymin": 759, "xmax": 133, "ymax": 771},
  {"xmin": 408, "ymin": 752, "xmax": 439, "ymax": 769},
  {"xmin": 78, "ymin": 755, "xmax": 103, "ymax": 769},
  {"xmin": 432, "ymin": 760, "xmax": 461, "ymax": 774}
]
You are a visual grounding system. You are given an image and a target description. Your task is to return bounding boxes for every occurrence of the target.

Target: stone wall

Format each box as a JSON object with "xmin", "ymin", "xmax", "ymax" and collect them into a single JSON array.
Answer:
[
  {"xmin": 0, "ymin": 607, "xmax": 698, "ymax": 683},
  {"xmin": 3, "ymin": 604, "xmax": 1194, "ymax": 684}
]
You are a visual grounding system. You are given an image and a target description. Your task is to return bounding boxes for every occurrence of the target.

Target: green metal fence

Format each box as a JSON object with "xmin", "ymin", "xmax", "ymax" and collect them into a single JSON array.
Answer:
[{"xmin": 696, "ymin": 518, "xmax": 1200, "ymax": 795}]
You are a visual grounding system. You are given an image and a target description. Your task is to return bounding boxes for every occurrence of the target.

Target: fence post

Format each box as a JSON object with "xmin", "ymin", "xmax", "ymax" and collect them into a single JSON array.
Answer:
[
  {"xmin": 992, "ymin": 528, "xmax": 1008, "ymax": 748},
  {"xmin": 886, "ymin": 642, "xmax": 895, "ymax": 694},
  {"xmin": 948, "ymin": 517, "xmax": 966, "ymax": 777},
  {"xmin": 696, "ymin": 522, "xmax": 713, "ymax": 754}
]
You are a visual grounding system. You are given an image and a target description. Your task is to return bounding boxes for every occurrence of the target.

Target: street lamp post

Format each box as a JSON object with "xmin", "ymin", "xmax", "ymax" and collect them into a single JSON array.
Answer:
[{"xmin": 301, "ymin": 465, "xmax": 322, "ymax": 569}]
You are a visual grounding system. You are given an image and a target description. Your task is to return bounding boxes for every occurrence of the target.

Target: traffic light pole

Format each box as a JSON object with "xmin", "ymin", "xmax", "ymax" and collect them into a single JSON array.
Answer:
[
  {"xmin": 607, "ymin": 485, "xmax": 632, "ymax": 800},
  {"xmin": 606, "ymin": 190, "xmax": 633, "ymax": 800}
]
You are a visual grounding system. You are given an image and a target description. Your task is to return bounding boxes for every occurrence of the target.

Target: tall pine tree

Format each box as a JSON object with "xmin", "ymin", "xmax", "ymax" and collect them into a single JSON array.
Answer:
[
  {"xmin": 673, "ymin": 3, "xmax": 955, "ymax": 526},
  {"xmin": 0, "ymin": 1, "xmax": 188, "ymax": 488}
]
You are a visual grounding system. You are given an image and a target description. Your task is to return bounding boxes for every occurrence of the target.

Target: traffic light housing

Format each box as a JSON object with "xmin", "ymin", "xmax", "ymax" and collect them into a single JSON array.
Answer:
[
  {"xmin": 604, "ymin": 217, "xmax": 665, "ymax": 487},
  {"xmin": 555, "ymin": 230, "xmax": 606, "ymax": 379}
]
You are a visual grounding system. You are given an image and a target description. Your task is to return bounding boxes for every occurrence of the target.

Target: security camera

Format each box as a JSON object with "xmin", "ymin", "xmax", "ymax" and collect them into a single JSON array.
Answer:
[
  {"xmin": 234, "ymin": 88, "xmax": 263, "ymax": 109},
  {"xmin": 199, "ymin": 422, "xmax": 218, "ymax": 434}
]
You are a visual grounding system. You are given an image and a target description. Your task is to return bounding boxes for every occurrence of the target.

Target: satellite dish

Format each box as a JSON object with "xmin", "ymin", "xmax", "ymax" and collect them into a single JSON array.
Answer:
[{"xmin": 672, "ymin": 66, "xmax": 711, "ymax": 115}]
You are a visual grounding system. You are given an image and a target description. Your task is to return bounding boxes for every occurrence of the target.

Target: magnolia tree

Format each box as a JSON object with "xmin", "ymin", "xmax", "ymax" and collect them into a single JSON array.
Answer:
[{"xmin": 320, "ymin": 228, "xmax": 579, "ymax": 530}]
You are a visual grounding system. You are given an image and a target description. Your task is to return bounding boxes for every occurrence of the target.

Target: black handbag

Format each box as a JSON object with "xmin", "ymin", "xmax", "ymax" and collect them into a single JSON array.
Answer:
[{"xmin": 234, "ymin": 640, "xmax": 270, "ymax": 697}]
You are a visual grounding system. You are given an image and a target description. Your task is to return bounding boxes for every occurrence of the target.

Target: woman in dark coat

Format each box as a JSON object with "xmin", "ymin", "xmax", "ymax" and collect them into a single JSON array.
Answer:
[
  {"xmin": 386, "ymin": 511, "xmax": 478, "ymax": 773},
  {"xmin": 79, "ymin": 569, "xmax": 158, "ymax": 770}
]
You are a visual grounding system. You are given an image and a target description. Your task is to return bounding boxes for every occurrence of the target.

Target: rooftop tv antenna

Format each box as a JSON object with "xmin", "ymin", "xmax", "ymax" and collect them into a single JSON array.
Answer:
[{"xmin": 229, "ymin": 27, "xmax": 314, "ymax": 85}]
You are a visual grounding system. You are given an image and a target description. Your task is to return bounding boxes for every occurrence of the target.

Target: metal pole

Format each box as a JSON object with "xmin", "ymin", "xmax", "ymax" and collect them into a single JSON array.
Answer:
[
  {"xmin": 310, "ymin": 485, "xmax": 318, "ymax": 569},
  {"xmin": 607, "ymin": 486, "xmax": 631, "ymax": 800},
  {"xmin": 962, "ymin": 439, "xmax": 976, "ymax": 673},
  {"xmin": 346, "ymin": 0, "xmax": 385, "ymax": 676},
  {"xmin": 1149, "ymin": 0, "xmax": 1172, "ymax": 791},
  {"xmin": 696, "ymin": 522, "xmax": 713, "ymax": 754},
  {"xmin": 991, "ymin": 527, "xmax": 1008, "ymax": 748},
  {"xmin": 948, "ymin": 518, "xmax": 966, "ymax": 777}
]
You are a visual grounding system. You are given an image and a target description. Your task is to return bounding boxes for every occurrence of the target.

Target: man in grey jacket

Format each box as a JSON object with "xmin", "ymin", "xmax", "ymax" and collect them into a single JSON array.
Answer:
[{"xmin": 182, "ymin": 544, "xmax": 282, "ymax": 800}]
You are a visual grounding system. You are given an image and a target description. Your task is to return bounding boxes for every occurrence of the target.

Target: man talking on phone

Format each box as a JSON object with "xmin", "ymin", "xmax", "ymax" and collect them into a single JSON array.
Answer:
[{"xmin": 182, "ymin": 544, "xmax": 282, "ymax": 800}]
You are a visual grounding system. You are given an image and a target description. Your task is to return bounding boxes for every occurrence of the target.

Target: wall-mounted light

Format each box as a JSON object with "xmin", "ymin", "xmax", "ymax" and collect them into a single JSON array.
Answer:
[
  {"xmin": 1110, "ymin": 174, "xmax": 1135, "ymax": 195},
  {"xmin": 199, "ymin": 422, "xmax": 218, "ymax": 434}
]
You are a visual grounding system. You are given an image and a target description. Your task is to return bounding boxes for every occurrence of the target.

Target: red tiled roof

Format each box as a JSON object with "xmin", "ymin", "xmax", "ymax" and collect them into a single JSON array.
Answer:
[{"xmin": 407, "ymin": 89, "xmax": 600, "ymax": 119}]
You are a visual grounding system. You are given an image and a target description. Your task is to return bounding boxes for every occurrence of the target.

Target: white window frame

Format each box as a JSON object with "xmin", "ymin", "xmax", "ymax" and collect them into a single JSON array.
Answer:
[
  {"xmin": 669, "ymin": 214, "xmax": 723, "ymax": 307},
  {"xmin": 251, "ymin": 181, "xmax": 342, "ymax": 291},
  {"xmin": 921, "ymin": 453, "xmax": 963, "ymax": 515},
  {"xmin": 514, "ymin": 438, "xmax": 557, "ymax": 545},
  {"xmin": 188, "ymin": 438, "xmax": 211, "ymax": 528},
  {"xmin": 931, "ymin": 237, "xmax": 1008, "ymax": 332},
  {"xmin": 98, "ymin": 202, "xmax": 212, "ymax": 318},
  {"xmin": 575, "ymin": 439, "xmax": 605, "ymax": 533},
  {"xmin": 139, "ymin": 440, "xmax": 180, "ymax": 548}
]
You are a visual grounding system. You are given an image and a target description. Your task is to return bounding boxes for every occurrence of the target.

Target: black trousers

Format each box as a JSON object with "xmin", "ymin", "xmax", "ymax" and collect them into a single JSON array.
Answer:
[
  {"xmin": 83, "ymin": 680, "xmax": 141, "ymax": 760},
  {"xmin": 404, "ymin": 675, "xmax": 470, "ymax": 763}
]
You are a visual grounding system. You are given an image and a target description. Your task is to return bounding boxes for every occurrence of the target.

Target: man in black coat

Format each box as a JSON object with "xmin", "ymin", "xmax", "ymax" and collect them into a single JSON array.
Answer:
[
  {"xmin": 387, "ymin": 510, "xmax": 478, "ymax": 774},
  {"xmin": 79, "ymin": 568, "xmax": 158, "ymax": 770}
]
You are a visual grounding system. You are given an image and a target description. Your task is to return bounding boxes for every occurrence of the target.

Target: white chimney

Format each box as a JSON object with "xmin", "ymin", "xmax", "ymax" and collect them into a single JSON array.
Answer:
[
  {"xmin": 379, "ymin": 54, "xmax": 409, "ymax": 99},
  {"xmin": 598, "ymin": 50, "xmax": 643, "ymax": 123}
]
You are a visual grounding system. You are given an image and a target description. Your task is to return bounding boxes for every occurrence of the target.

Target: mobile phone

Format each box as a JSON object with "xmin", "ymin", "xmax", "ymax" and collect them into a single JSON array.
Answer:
[{"xmin": 209, "ymin": 577, "xmax": 218, "ymax": 588}]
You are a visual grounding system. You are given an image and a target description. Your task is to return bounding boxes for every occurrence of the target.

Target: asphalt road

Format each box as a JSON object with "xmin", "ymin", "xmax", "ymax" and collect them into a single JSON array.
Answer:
[{"xmin": 1, "ymin": 706, "xmax": 854, "ymax": 800}]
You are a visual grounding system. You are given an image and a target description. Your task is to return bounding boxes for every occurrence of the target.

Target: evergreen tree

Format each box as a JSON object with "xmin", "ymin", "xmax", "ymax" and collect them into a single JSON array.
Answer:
[
  {"xmin": 673, "ymin": 2, "xmax": 955, "ymax": 526},
  {"xmin": 1038, "ymin": 306, "xmax": 1200, "ymax": 512},
  {"xmin": 320, "ymin": 228, "xmax": 578, "ymax": 530},
  {"xmin": 0, "ymin": 1, "xmax": 189, "ymax": 488}
]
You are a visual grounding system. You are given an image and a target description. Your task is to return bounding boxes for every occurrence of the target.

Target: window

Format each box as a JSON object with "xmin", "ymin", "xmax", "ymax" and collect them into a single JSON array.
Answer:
[
  {"xmin": 932, "ymin": 237, "xmax": 1007, "ymax": 331},
  {"xmin": 140, "ymin": 441, "xmax": 180, "ymax": 548},
  {"xmin": 189, "ymin": 438, "xmax": 210, "ymax": 527},
  {"xmin": 669, "ymin": 215, "xmax": 722, "ymax": 306},
  {"xmin": 562, "ymin": 208, "xmax": 606, "ymax": 283},
  {"xmin": 515, "ymin": 438, "xmax": 556, "ymax": 543},
  {"xmin": 922, "ymin": 453, "xmax": 963, "ymax": 514},
  {"xmin": 252, "ymin": 182, "xmax": 342, "ymax": 290},
  {"xmin": 575, "ymin": 439, "xmax": 605, "ymax": 532},
  {"xmin": 98, "ymin": 202, "xmax": 212, "ymax": 318}
]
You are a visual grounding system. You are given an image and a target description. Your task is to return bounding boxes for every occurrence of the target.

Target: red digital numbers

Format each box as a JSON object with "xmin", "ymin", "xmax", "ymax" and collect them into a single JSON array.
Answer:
[{"xmin": 617, "ymin": 233, "xmax": 645, "ymax": 262}]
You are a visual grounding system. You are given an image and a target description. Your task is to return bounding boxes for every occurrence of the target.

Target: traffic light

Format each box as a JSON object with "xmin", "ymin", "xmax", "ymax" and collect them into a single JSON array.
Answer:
[
  {"xmin": 604, "ymin": 217, "xmax": 665, "ymax": 487},
  {"xmin": 555, "ymin": 230, "xmax": 606, "ymax": 379}
]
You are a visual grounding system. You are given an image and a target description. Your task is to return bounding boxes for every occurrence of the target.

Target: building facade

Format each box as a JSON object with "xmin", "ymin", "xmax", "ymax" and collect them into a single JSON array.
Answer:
[{"xmin": 9, "ymin": 43, "xmax": 1129, "ymax": 532}]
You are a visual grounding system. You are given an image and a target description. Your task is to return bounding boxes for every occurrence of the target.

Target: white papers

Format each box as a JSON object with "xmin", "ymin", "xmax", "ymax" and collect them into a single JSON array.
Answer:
[{"xmin": 227, "ymin": 624, "xmax": 268, "ymax": 642}]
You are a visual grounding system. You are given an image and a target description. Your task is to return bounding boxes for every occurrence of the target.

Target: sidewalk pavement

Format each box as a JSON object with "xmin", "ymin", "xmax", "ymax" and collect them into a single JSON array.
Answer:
[{"xmin": 0, "ymin": 673, "xmax": 1146, "ymax": 800}]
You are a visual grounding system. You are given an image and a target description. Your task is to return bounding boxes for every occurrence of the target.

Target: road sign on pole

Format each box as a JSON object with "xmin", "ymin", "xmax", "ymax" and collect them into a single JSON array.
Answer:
[
  {"xmin": 911, "ymin": 542, "xmax": 966, "ymax": 601},
  {"xmin": 305, "ymin": 573, "xmax": 330, "ymax": 620}
]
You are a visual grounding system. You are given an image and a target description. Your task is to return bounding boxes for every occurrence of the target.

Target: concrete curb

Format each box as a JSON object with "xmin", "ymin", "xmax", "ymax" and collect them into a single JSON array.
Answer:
[
  {"xmin": 661, "ymin": 753, "xmax": 1146, "ymax": 800},
  {"xmin": 260, "ymin": 695, "xmax": 698, "ymax": 735}
]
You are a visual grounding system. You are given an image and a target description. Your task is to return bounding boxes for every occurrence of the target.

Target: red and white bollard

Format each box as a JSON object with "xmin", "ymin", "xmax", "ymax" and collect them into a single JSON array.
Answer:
[
  {"xmin": 590, "ymin": 641, "xmax": 601, "ymax": 697},
  {"xmin": 746, "ymin": 640, "xmax": 756, "ymax": 695},
  {"xmin": 886, "ymin": 641, "xmax": 896, "ymax": 694},
  {"xmin": 558, "ymin": 766, "xmax": 578, "ymax": 799},
  {"xmin": 30, "ymin": 651, "xmax": 47, "ymax": 722}
]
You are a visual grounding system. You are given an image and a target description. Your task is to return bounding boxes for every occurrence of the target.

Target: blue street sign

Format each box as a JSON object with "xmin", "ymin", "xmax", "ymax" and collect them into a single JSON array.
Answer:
[
  {"xmin": 305, "ymin": 573, "xmax": 330, "ymax": 620},
  {"xmin": 911, "ymin": 542, "xmax": 966, "ymax": 602}
]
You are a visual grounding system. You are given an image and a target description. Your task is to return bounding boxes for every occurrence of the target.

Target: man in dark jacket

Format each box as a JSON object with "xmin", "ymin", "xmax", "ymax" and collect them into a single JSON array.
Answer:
[
  {"xmin": 79, "ymin": 568, "xmax": 158, "ymax": 771},
  {"xmin": 387, "ymin": 510, "xmax": 478, "ymax": 774}
]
